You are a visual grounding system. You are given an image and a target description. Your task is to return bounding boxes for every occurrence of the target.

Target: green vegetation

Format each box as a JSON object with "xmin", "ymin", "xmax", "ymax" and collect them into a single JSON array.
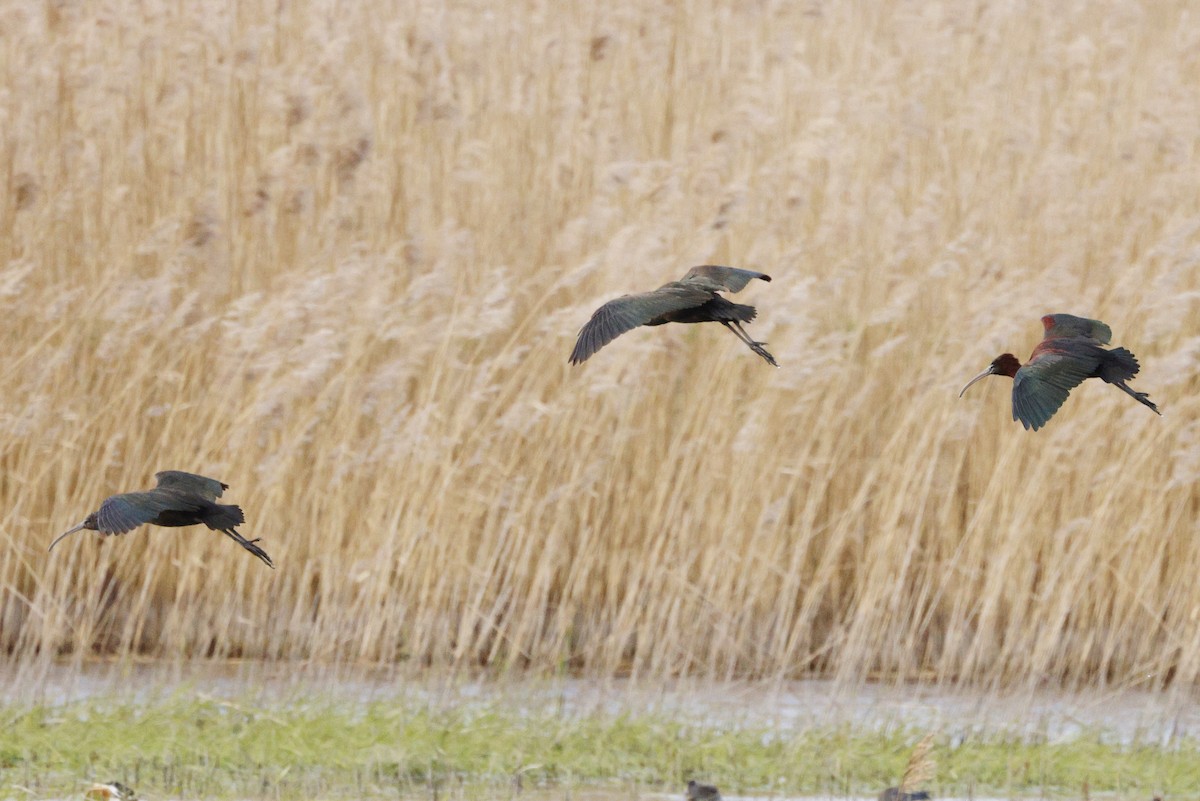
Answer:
[{"xmin": 2, "ymin": 694, "xmax": 1197, "ymax": 799}]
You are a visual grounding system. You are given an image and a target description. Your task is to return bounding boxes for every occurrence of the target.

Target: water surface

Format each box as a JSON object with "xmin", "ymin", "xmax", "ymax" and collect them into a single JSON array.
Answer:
[{"xmin": 5, "ymin": 660, "xmax": 1197, "ymax": 744}]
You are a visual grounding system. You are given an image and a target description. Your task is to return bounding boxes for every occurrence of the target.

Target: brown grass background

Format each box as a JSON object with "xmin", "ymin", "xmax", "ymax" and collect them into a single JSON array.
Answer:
[{"xmin": 1, "ymin": 0, "xmax": 1199, "ymax": 686}]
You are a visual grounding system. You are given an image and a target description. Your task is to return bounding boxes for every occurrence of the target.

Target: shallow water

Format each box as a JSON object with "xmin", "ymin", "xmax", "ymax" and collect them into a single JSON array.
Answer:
[
  {"xmin": 5, "ymin": 659, "xmax": 1199, "ymax": 744},
  {"xmin": 7, "ymin": 662, "xmax": 1195, "ymax": 801}
]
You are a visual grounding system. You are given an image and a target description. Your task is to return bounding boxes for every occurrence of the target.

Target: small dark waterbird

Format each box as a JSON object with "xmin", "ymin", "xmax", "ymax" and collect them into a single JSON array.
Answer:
[
  {"xmin": 569, "ymin": 265, "xmax": 779, "ymax": 366},
  {"xmin": 50, "ymin": 471, "xmax": 274, "ymax": 568},
  {"xmin": 879, "ymin": 789, "xmax": 931, "ymax": 801},
  {"xmin": 686, "ymin": 780, "xmax": 723, "ymax": 801},
  {"xmin": 959, "ymin": 314, "xmax": 1161, "ymax": 431}
]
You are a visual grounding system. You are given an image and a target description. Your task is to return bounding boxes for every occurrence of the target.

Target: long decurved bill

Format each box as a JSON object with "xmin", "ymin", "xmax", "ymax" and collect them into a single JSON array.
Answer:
[
  {"xmin": 958, "ymin": 366, "xmax": 996, "ymax": 398},
  {"xmin": 48, "ymin": 522, "xmax": 87, "ymax": 553}
]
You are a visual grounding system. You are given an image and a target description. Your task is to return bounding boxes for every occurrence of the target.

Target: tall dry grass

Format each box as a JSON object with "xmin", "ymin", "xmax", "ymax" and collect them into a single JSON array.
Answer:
[{"xmin": 1, "ymin": 0, "xmax": 1199, "ymax": 687}]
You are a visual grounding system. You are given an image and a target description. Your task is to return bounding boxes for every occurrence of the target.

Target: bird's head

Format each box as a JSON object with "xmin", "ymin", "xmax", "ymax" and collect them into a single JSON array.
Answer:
[
  {"xmin": 47, "ymin": 512, "xmax": 99, "ymax": 553},
  {"xmin": 959, "ymin": 353, "xmax": 1021, "ymax": 397}
]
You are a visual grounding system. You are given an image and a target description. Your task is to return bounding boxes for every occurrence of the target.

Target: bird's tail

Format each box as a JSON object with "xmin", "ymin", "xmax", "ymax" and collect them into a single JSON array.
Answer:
[
  {"xmin": 202, "ymin": 503, "xmax": 246, "ymax": 531},
  {"xmin": 1099, "ymin": 347, "xmax": 1140, "ymax": 383},
  {"xmin": 201, "ymin": 504, "xmax": 274, "ymax": 568},
  {"xmin": 1100, "ymin": 348, "xmax": 1160, "ymax": 416},
  {"xmin": 712, "ymin": 300, "xmax": 757, "ymax": 323}
]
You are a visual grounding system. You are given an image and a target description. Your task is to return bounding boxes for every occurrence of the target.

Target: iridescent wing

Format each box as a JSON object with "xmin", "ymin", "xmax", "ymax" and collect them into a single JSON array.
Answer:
[
  {"xmin": 1011, "ymin": 348, "xmax": 1100, "ymax": 430},
  {"xmin": 680, "ymin": 265, "xmax": 771, "ymax": 293},
  {"xmin": 92, "ymin": 491, "xmax": 190, "ymax": 535},
  {"xmin": 154, "ymin": 471, "xmax": 228, "ymax": 500},
  {"xmin": 569, "ymin": 284, "xmax": 713, "ymax": 364},
  {"xmin": 1041, "ymin": 314, "xmax": 1112, "ymax": 344}
]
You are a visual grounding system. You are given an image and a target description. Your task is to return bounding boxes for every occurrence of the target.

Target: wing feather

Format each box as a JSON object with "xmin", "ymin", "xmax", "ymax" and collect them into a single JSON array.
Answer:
[
  {"xmin": 569, "ymin": 286, "xmax": 711, "ymax": 364},
  {"xmin": 1011, "ymin": 350, "xmax": 1097, "ymax": 430},
  {"xmin": 154, "ymin": 471, "xmax": 227, "ymax": 500},
  {"xmin": 680, "ymin": 265, "xmax": 771, "ymax": 293},
  {"xmin": 1041, "ymin": 314, "xmax": 1112, "ymax": 344},
  {"xmin": 94, "ymin": 493, "xmax": 170, "ymax": 535}
]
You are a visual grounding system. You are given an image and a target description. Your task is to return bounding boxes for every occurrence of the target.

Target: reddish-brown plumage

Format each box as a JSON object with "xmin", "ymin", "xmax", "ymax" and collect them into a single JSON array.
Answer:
[
  {"xmin": 990, "ymin": 352, "xmax": 1021, "ymax": 377},
  {"xmin": 960, "ymin": 314, "xmax": 1161, "ymax": 430},
  {"xmin": 1029, "ymin": 339, "xmax": 1082, "ymax": 361}
]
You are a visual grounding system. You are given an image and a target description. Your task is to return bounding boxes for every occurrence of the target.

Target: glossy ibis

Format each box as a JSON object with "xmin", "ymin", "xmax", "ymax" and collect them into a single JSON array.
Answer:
[
  {"xmin": 50, "ymin": 471, "xmax": 274, "ymax": 568},
  {"xmin": 569, "ymin": 265, "xmax": 779, "ymax": 366},
  {"xmin": 686, "ymin": 780, "xmax": 722, "ymax": 801},
  {"xmin": 879, "ymin": 790, "xmax": 931, "ymax": 801},
  {"xmin": 960, "ymin": 314, "xmax": 1161, "ymax": 431}
]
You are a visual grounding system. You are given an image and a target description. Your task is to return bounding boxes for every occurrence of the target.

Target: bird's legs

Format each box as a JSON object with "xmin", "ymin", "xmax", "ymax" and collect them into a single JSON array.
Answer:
[
  {"xmin": 1113, "ymin": 381, "xmax": 1162, "ymax": 415},
  {"xmin": 220, "ymin": 527, "xmax": 276, "ymax": 569},
  {"xmin": 720, "ymin": 321, "xmax": 779, "ymax": 367}
]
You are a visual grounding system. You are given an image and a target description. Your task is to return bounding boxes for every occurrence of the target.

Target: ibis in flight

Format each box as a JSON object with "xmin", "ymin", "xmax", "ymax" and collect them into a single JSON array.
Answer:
[
  {"xmin": 959, "ymin": 314, "xmax": 1161, "ymax": 430},
  {"xmin": 50, "ymin": 470, "xmax": 274, "ymax": 568},
  {"xmin": 569, "ymin": 265, "xmax": 779, "ymax": 366}
]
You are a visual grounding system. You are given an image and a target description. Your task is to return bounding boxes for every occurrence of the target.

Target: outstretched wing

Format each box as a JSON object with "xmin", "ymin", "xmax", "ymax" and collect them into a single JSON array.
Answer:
[
  {"xmin": 92, "ymin": 491, "xmax": 191, "ymax": 535},
  {"xmin": 1011, "ymin": 349, "xmax": 1099, "ymax": 430},
  {"xmin": 680, "ymin": 265, "xmax": 771, "ymax": 293},
  {"xmin": 1041, "ymin": 314, "xmax": 1112, "ymax": 344},
  {"xmin": 569, "ymin": 285, "xmax": 712, "ymax": 364},
  {"xmin": 154, "ymin": 470, "xmax": 228, "ymax": 500}
]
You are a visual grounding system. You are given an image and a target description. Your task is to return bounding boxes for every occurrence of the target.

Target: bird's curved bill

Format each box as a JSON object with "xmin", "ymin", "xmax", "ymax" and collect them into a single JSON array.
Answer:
[
  {"xmin": 48, "ymin": 522, "xmax": 87, "ymax": 553},
  {"xmin": 958, "ymin": 366, "xmax": 996, "ymax": 398}
]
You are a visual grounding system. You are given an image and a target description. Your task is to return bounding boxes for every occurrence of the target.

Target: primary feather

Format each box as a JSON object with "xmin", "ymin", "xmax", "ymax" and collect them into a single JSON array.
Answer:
[{"xmin": 154, "ymin": 470, "xmax": 228, "ymax": 500}]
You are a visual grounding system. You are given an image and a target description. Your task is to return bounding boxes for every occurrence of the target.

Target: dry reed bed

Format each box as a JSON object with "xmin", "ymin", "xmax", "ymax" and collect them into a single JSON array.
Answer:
[{"xmin": 1, "ymin": 0, "xmax": 1199, "ymax": 686}]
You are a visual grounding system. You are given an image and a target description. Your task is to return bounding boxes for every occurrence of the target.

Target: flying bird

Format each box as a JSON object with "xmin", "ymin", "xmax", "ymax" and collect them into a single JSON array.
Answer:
[
  {"xmin": 569, "ymin": 265, "xmax": 778, "ymax": 366},
  {"xmin": 50, "ymin": 470, "xmax": 274, "ymax": 568},
  {"xmin": 959, "ymin": 314, "xmax": 1161, "ymax": 430}
]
